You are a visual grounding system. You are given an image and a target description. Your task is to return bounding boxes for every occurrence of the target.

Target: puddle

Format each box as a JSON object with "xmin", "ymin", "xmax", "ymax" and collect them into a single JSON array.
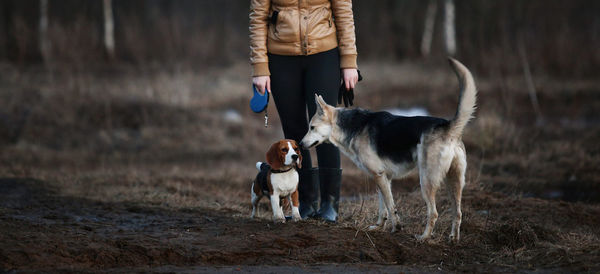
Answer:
[
  {"xmin": 493, "ymin": 180, "xmax": 600, "ymax": 204},
  {"xmin": 558, "ymin": 117, "xmax": 600, "ymax": 129},
  {"xmin": 523, "ymin": 187, "xmax": 600, "ymax": 203}
]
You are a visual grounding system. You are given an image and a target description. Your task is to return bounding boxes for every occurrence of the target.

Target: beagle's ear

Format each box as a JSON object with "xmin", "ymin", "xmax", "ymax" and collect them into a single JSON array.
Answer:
[
  {"xmin": 266, "ymin": 142, "xmax": 283, "ymax": 170},
  {"xmin": 291, "ymin": 140, "xmax": 302, "ymax": 169},
  {"xmin": 296, "ymin": 152, "xmax": 302, "ymax": 169}
]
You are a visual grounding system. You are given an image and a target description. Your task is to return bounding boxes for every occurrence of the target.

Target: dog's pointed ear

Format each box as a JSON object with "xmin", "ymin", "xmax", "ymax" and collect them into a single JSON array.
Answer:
[
  {"xmin": 315, "ymin": 94, "xmax": 325, "ymax": 116},
  {"xmin": 315, "ymin": 94, "xmax": 333, "ymax": 118},
  {"xmin": 266, "ymin": 142, "xmax": 282, "ymax": 170}
]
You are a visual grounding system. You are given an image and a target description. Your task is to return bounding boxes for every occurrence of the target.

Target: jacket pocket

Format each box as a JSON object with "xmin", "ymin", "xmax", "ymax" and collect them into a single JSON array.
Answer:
[
  {"xmin": 269, "ymin": 11, "xmax": 279, "ymax": 33},
  {"xmin": 268, "ymin": 9, "xmax": 299, "ymax": 42},
  {"xmin": 307, "ymin": 7, "xmax": 335, "ymax": 39}
]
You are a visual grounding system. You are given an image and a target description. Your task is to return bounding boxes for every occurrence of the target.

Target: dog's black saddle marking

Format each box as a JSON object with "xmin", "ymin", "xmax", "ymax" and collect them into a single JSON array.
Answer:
[
  {"xmin": 255, "ymin": 162, "xmax": 271, "ymax": 196},
  {"xmin": 338, "ymin": 109, "xmax": 449, "ymax": 163}
]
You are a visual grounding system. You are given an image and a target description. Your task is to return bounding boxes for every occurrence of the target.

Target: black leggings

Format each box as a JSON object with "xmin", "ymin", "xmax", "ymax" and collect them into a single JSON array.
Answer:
[{"xmin": 269, "ymin": 48, "xmax": 341, "ymax": 169}]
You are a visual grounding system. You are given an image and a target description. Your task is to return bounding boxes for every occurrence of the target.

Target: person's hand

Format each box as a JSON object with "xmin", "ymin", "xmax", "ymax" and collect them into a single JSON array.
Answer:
[
  {"xmin": 252, "ymin": 76, "xmax": 271, "ymax": 95},
  {"xmin": 342, "ymin": 68, "xmax": 359, "ymax": 91}
]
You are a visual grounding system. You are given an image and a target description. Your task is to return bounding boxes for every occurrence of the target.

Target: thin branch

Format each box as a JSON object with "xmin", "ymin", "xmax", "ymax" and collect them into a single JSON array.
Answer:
[
  {"xmin": 517, "ymin": 34, "xmax": 543, "ymax": 124},
  {"xmin": 103, "ymin": 0, "xmax": 116, "ymax": 59},
  {"xmin": 420, "ymin": 0, "xmax": 437, "ymax": 56},
  {"xmin": 39, "ymin": 0, "xmax": 50, "ymax": 63},
  {"xmin": 444, "ymin": 0, "xmax": 457, "ymax": 55}
]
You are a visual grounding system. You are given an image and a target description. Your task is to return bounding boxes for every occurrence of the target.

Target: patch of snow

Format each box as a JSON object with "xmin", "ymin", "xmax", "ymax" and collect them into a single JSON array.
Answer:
[
  {"xmin": 384, "ymin": 107, "xmax": 429, "ymax": 117},
  {"xmin": 223, "ymin": 109, "xmax": 242, "ymax": 123}
]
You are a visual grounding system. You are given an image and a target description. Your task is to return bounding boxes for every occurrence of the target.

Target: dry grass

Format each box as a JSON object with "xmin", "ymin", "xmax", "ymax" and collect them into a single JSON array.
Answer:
[{"xmin": 0, "ymin": 60, "xmax": 599, "ymax": 271}]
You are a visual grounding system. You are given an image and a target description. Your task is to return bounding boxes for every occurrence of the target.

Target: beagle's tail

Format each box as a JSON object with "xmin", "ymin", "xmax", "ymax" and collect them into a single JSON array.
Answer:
[
  {"xmin": 256, "ymin": 162, "xmax": 263, "ymax": 171},
  {"xmin": 447, "ymin": 58, "xmax": 477, "ymax": 139}
]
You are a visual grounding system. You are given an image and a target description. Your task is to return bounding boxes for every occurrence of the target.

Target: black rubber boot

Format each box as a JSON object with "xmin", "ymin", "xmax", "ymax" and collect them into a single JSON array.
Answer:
[
  {"xmin": 298, "ymin": 167, "xmax": 319, "ymax": 219},
  {"xmin": 316, "ymin": 168, "xmax": 342, "ymax": 222}
]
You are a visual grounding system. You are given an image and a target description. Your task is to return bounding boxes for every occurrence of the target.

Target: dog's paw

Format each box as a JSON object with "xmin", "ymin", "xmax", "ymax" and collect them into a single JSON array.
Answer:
[
  {"xmin": 391, "ymin": 223, "xmax": 402, "ymax": 233},
  {"xmin": 292, "ymin": 214, "xmax": 301, "ymax": 222},
  {"xmin": 415, "ymin": 234, "xmax": 431, "ymax": 243},
  {"xmin": 448, "ymin": 234, "xmax": 460, "ymax": 244},
  {"xmin": 273, "ymin": 216, "xmax": 286, "ymax": 224}
]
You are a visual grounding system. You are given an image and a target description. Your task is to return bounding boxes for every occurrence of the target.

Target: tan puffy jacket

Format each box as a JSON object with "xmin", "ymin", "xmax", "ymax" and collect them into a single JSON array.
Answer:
[{"xmin": 249, "ymin": 0, "xmax": 358, "ymax": 76}]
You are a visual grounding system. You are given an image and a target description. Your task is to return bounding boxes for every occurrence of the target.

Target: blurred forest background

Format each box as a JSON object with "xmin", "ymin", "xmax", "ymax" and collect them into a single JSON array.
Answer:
[
  {"xmin": 0, "ymin": 0, "xmax": 598, "ymax": 76},
  {"xmin": 1, "ymin": 0, "xmax": 599, "ymax": 202}
]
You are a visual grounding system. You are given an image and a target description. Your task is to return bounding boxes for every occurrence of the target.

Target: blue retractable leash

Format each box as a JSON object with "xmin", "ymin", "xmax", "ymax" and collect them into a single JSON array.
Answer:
[{"xmin": 250, "ymin": 85, "xmax": 270, "ymax": 127}]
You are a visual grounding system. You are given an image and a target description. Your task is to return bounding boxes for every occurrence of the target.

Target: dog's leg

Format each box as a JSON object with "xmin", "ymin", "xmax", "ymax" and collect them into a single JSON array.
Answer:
[
  {"xmin": 417, "ymin": 141, "xmax": 454, "ymax": 242},
  {"xmin": 417, "ymin": 176, "xmax": 439, "ymax": 241},
  {"xmin": 374, "ymin": 174, "xmax": 400, "ymax": 232},
  {"xmin": 290, "ymin": 190, "xmax": 301, "ymax": 221},
  {"xmin": 270, "ymin": 193, "xmax": 285, "ymax": 223},
  {"xmin": 446, "ymin": 148, "xmax": 466, "ymax": 243},
  {"xmin": 251, "ymin": 182, "xmax": 262, "ymax": 218},
  {"xmin": 368, "ymin": 189, "xmax": 388, "ymax": 231}
]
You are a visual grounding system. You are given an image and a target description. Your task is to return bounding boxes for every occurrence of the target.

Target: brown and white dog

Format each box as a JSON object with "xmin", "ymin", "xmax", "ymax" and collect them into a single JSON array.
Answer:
[{"xmin": 251, "ymin": 139, "xmax": 302, "ymax": 223}]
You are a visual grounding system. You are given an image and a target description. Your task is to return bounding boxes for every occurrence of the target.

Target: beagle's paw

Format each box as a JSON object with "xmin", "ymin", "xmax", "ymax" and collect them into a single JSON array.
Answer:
[
  {"xmin": 292, "ymin": 213, "xmax": 301, "ymax": 222},
  {"xmin": 273, "ymin": 215, "xmax": 286, "ymax": 224}
]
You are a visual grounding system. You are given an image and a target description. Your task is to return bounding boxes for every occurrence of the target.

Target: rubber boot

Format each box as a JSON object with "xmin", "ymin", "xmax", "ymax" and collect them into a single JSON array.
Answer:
[
  {"xmin": 316, "ymin": 168, "xmax": 342, "ymax": 222},
  {"xmin": 298, "ymin": 167, "xmax": 319, "ymax": 219}
]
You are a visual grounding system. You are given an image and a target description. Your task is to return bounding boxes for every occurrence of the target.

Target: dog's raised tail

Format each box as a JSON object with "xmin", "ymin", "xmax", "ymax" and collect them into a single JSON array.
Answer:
[
  {"xmin": 256, "ymin": 162, "xmax": 263, "ymax": 170},
  {"xmin": 447, "ymin": 57, "xmax": 477, "ymax": 138}
]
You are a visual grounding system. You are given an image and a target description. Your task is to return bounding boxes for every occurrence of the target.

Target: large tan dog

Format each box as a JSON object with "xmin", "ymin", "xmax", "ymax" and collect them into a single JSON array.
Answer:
[{"xmin": 300, "ymin": 58, "xmax": 477, "ymax": 243}]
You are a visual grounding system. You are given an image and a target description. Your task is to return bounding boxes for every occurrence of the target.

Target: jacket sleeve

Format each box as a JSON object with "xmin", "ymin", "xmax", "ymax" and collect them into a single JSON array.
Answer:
[
  {"xmin": 249, "ymin": 0, "xmax": 271, "ymax": 76},
  {"xmin": 331, "ymin": 0, "xmax": 358, "ymax": 69}
]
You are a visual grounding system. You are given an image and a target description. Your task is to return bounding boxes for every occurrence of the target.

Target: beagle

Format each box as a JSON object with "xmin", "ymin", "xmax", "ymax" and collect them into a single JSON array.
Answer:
[{"xmin": 251, "ymin": 139, "xmax": 302, "ymax": 223}]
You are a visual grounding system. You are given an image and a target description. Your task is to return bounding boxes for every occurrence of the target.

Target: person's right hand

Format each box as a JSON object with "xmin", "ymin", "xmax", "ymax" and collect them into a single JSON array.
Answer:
[{"xmin": 252, "ymin": 76, "xmax": 271, "ymax": 95}]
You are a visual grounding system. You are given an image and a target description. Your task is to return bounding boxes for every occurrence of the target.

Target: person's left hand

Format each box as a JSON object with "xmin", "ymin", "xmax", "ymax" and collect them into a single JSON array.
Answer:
[{"xmin": 342, "ymin": 68, "xmax": 359, "ymax": 91}]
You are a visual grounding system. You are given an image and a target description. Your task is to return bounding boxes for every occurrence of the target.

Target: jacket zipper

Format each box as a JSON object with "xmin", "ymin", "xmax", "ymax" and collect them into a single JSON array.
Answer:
[{"xmin": 300, "ymin": 1, "xmax": 306, "ymax": 54}]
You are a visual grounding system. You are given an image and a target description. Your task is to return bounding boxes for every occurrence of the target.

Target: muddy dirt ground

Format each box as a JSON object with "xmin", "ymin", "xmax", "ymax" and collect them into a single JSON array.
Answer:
[{"xmin": 1, "ymin": 62, "xmax": 599, "ymax": 272}]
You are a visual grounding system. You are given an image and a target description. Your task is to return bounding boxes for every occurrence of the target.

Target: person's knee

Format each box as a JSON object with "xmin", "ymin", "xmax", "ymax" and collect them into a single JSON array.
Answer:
[
  {"xmin": 317, "ymin": 143, "xmax": 339, "ymax": 153},
  {"xmin": 281, "ymin": 125, "xmax": 308, "ymax": 142}
]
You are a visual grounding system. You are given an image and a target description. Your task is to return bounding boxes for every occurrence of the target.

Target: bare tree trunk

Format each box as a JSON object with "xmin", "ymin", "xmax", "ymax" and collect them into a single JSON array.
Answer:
[
  {"xmin": 103, "ymin": 0, "xmax": 115, "ymax": 59},
  {"xmin": 443, "ymin": 0, "xmax": 456, "ymax": 55},
  {"xmin": 420, "ymin": 0, "xmax": 437, "ymax": 56},
  {"xmin": 39, "ymin": 0, "xmax": 49, "ymax": 62},
  {"xmin": 518, "ymin": 35, "xmax": 543, "ymax": 124}
]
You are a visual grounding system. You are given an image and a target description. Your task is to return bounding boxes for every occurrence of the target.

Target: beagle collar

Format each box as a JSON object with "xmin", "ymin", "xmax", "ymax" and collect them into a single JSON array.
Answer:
[{"xmin": 271, "ymin": 166, "xmax": 296, "ymax": 173}]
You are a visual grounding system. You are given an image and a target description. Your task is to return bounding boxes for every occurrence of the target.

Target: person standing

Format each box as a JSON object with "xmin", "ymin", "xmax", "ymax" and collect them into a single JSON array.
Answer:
[{"xmin": 249, "ymin": 0, "xmax": 359, "ymax": 222}]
